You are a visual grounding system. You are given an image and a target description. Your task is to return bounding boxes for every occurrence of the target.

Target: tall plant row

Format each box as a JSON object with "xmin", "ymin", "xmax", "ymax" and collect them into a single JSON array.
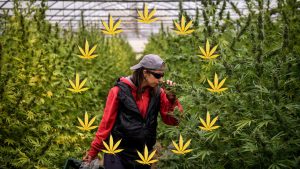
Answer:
[
  {"xmin": 144, "ymin": 0, "xmax": 300, "ymax": 168},
  {"xmin": 0, "ymin": 1, "xmax": 135, "ymax": 168}
]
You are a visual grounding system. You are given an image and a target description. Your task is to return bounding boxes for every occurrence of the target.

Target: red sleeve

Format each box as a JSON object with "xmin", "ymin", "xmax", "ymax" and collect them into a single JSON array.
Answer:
[
  {"xmin": 88, "ymin": 87, "xmax": 119, "ymax": 158},
  {"xmin": 159, "ymin": 88, "xmax": 183, "ymax": 126}
]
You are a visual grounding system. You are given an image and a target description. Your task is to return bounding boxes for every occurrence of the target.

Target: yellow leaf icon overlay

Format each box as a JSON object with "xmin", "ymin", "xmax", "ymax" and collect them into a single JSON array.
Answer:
[
  {"xmin": 77, "ymin": 39, "xmax": 98, "ymax": 59},
  {"xmin": 199, "ymin": 111, "xmax": 220, "ymax": 131},
  {"xmin": 102, "ymin": 135, "xmax": 124, "ymax": 155},
  {"xmin": 67, "ymin": 73, "xmax": 89, "ymax": 93},
  {"xmin": 207, "ymin": 73, "xmax": 228, "ymax": 93},
  {"xmin": 198, "ymin": 40, "xmax": 220, "ymax": 60},
  {"xmin": 136, "ymin": 145, "xmax": 158, "ymax": 165},
  {"xmin": 171, "ymin": 134, "xmax": 193, "ymax": 155},
  {"xmin": 137, "ymin": 3, "xmax": 158, "ymax": 24},
  {"xmin": 173, "ymin": 15, "xmax": 194, "ymax": 35},
  {"xmin": 101, "ymin": 15, "xmax": 123, "ymax": 35},
  {"xmin": 76, "ymin": 112, "xmax": 98, "ymax": 131}
]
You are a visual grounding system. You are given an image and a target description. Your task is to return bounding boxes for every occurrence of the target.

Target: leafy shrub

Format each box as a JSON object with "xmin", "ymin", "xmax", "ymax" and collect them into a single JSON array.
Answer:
[{"xmin": 145, "ymin": 0, "xmax": 300, "ymax": 168}]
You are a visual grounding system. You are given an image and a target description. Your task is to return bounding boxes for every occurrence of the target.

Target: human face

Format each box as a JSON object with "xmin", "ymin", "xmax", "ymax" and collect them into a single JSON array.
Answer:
[{"xmin": 144, "ymin": 69, "xmax": 164, "ymax": 87}]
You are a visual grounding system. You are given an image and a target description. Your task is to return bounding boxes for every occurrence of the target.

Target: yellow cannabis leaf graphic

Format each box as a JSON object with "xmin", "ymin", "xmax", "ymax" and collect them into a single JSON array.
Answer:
[
  {"xmin": 76, "ymin": 112, "xmax": 98, "ymax": 131},
  {"xmin": 67, "ymin": 73, "xmax": 89, "ymax": 93},
  {"xmin": 171, "ymin": 134, "xmax": 193, "ymax": 155},
  {"xmin": 199, "ymin": 111, "xmax": 220, "ymax": 131},
  {"xmin": 136, "ymin": 145, "xmax": 158, "ymax": 165},
  {"xmin": 102, "ymin": 135, "xmax": 124, "ymax": 154},
  {"xmin": 101, "ymin": 15, "xmax": 123, "ymax": 35},
  {"xmin": 207, "ymin": 73, "xmax": 228, "ymax": 93},
  {"xmin": 174, "ymin": 15, "xmax": 194, "ymax": 35},
  {"xmin": 77, "ymin": 39, "xmax": 98, "ymax": 59},
  {"xmin": 137, "ymin": 3, "xmax": 158, "ymax": 23},
  {"xmin": 198, "ymin": 40, "xmax": 220, "ymax": 60}
]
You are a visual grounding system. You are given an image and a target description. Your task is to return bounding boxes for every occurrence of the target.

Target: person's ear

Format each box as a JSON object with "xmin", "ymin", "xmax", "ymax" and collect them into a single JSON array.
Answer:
[
  {"xmin": 143, "ymin": 70, "xmax": 147, "ymax": 75},
  {"xmin": 143, "ymin": 70, "xmax": 149, "ymax": 79}
]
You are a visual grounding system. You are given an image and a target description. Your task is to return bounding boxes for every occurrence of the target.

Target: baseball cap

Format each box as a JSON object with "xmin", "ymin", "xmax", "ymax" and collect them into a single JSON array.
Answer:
[{"xmin": 130, "ymin": 54, "xmax": 165, "ymax": 70}]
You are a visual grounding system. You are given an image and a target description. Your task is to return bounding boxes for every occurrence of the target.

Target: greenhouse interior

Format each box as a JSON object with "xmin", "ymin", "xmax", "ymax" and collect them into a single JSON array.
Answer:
[{"xmin": 0, "ymin": 0, "xmax": 299, "ymax": 169}]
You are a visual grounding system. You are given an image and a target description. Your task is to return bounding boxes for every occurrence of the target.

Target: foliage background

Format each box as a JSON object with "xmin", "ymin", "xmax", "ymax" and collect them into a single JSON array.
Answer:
[
  {"xmin": 0, "ymin": 1, "xmax": 135, "ymax": 168},
  {"xmin": 145, "ymin": 0, "xmax": 300, "ymax": 169},
  {"xmin": 0, "ymin": 0, "xmax": 299, "ymax": 169}
]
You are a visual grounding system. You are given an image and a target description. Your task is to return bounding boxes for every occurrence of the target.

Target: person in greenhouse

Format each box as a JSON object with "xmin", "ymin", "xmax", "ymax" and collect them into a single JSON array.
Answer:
[{"xmin": 83, "ymin": 54, "xmax": 183, "ymax": 169}]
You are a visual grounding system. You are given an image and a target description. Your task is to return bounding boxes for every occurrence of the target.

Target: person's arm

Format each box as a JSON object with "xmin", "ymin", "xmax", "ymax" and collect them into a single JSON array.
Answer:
[
  {"xmin": 159, "ymin": 88, "xmax": 183, "ymax": 126},
  {"xmin": 87, "ymin": 87, "xmax": 119, "ymax": 158}
]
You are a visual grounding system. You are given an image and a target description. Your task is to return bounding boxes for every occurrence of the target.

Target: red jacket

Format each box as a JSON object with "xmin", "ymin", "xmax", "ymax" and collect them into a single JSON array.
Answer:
[{"xmin": 88, "ymin": 77, "xmax": 183, "ymax": 157}]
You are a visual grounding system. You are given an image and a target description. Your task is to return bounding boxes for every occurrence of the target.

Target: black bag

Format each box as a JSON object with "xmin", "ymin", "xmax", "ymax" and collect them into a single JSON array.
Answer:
[{"xmin": 63, "ymin": 158, "xmax": 82, "ymax": 169}]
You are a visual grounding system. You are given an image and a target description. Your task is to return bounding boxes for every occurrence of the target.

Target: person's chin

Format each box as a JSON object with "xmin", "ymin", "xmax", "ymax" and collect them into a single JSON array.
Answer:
[{"xmin": 151, "ymin": 83, "xmax": 158, "ymax": 87}]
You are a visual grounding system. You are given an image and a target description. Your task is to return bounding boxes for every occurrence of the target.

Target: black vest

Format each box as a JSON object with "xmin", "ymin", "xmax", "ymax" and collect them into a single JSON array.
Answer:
[{"xmin": 110, "ymin": 80, "xmax": 161, "ymax": 162}]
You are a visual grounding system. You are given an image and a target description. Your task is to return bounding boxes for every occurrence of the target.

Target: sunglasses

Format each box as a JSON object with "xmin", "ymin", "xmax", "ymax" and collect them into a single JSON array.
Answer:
[{"xmin": 147, "ymin": 70, "xmax": 164, "ymax": 79}]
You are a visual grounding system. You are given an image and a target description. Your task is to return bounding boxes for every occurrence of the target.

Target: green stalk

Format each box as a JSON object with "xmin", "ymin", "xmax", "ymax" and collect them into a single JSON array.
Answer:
[
  {"xmin": 255, "ymin": 0, "xmax": 264, "ymax": 77},
  {"xmin": 201, "ymin": 0, "xmax": 212, "ymax": 36},
  {"xmin": 218, "ymin": 0, "xmax": 226, "ymax": 21},
  {"xmin": 229, "ymin": 1, "xmax": 241, "ymax": 17}
]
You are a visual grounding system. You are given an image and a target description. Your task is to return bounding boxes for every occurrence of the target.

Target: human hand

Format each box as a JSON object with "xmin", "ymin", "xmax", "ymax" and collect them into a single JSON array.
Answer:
[
  {"xmin": 165, "ymin": 80, "xmax": 176, "ymax": 86},
  {"xmin": 163, "ymin": 80, "xmax": 177, "ymax": 103},
  {"xmin": 82, "ymin": 151, "xmax": 93, "ymax": 163}
]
